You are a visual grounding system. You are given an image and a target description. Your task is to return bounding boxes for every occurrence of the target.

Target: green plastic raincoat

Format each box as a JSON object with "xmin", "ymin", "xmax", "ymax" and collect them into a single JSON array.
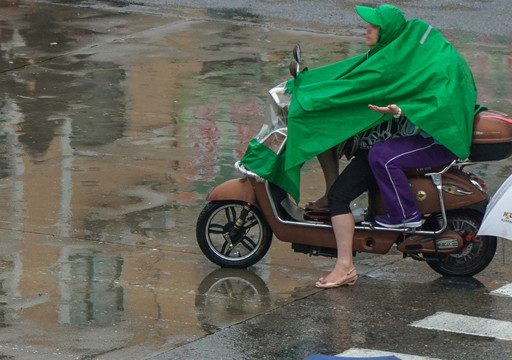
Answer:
[{"xmin": 241, "ymin": 5, "xmax": 477, "ymax": 202}]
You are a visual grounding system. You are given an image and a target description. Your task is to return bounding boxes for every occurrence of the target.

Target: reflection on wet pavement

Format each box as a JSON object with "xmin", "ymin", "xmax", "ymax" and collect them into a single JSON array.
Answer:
[{"xmin": 0, "ymin": 0, "xmax": 511, "ymax": 358}]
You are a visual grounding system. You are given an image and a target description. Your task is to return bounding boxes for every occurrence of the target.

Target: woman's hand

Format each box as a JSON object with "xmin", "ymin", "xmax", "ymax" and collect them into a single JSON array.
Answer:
[{"xmin": 368, "ymin": 104, "xmax": 401, "ymax": 116}]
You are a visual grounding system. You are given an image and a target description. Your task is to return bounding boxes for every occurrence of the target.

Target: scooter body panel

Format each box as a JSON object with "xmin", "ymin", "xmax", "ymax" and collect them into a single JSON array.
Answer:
[
  {"xmin": 372, "ymin": 168, "xmax": 488, "ymax": 215},
  {"xmin": 352, "ymin": 230, "xmax": 398, "ymax": 254},
  {"xmin": 206, "ymin": 178, "xmax": 257, "ymax": 204},
  {"xmin": 251, "ymin": 178, "xmax": 398, "ymax": 254},
  {"xmin": 250, "ymin": 179, "xmax": 338, "ymax": 248}
]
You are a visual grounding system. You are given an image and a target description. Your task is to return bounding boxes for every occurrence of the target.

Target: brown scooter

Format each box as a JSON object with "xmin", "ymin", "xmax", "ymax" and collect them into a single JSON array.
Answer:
[{"xmin": 196, "ymin": 45, "xmax": 512, "ymax": 276}]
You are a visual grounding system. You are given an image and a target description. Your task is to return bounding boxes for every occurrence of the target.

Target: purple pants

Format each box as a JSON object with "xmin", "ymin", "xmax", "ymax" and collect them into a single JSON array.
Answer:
[{"xmin": 368, "ymin": 135, "xmax": 457, "ymax": 220}]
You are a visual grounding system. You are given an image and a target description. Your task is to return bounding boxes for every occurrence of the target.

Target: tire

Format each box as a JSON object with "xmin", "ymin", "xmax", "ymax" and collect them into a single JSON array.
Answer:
[
  {"xmin": 424, "ymin": 210, "xmax": 497, "ymax": 277},
  {"xmin": 196, "ymin": 201, "xmax": 272, "ymax": 268}
]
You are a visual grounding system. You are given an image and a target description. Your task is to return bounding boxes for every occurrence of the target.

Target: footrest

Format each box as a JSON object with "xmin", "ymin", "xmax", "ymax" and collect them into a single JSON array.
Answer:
[{"xmin": 304, "ymin": 209, "xmax": 331, "ymax": 221}]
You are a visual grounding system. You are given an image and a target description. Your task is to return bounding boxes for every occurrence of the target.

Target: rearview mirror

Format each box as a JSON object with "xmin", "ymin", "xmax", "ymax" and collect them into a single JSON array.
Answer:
[
  {"xmin": 290, "ymin": 44, "xmax": 302, "ymax": 78},
  {"xmin": 289, "ymin": 59, "xmax": 298, "ymax": 78},
  {"xmin": 293, "ymin": 44, "xmax": 301, "ymax": 64}
]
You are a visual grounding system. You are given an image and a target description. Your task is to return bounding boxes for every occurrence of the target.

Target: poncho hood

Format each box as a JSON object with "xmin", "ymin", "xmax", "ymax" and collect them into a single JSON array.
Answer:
[
  {"xmin": 241, "ymin": 5, "xmax": 478, "ymax": 203},
  {"xmin": 356, "ymin": 4, "xmax": 406, "ymax": 57}
]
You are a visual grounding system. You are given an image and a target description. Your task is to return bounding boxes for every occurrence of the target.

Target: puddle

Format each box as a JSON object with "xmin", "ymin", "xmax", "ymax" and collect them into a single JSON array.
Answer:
[
  {"xmin": 195, "ymin": 268, "xmax": 271, "ymax": 333},
  {"xmin": 55, "ymin": 250, "xmax": 125, "ymax": 325},
  {"xmin": 0, "ymin": 1, "xmax": 511, "ymax": 357}
]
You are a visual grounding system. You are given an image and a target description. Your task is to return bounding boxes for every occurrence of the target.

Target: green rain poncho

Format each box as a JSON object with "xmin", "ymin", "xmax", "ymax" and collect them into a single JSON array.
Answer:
[{"xmin": 241, "ymin": 5, "xmax": 477, "ymax": 202}]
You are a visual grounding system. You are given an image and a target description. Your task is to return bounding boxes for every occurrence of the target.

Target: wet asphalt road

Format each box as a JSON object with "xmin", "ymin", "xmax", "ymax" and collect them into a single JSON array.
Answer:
[
  {"xmin": 114, "ymin": 0, "xmax": 512, "ymax": 37},
  {"xmin": 0, "ymin": 0, "xmax": 512, "ymax": 359}
]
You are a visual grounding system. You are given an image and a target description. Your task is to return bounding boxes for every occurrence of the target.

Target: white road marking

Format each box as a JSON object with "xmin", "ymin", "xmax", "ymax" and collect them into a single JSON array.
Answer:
[
  {"xmin": 334, "ymin": 287, "xmax": 512, "ymax": 359},
  {"xmin": 338, "ymin": 348, "xmax": 441, "ymax": 359},
  {"xmin": 411, "ymin": 312, "xmax": 512, "ymax": 340},
  {"xmin": 491, "ymin": 283, "xmax": 512, "ymax": 297}
]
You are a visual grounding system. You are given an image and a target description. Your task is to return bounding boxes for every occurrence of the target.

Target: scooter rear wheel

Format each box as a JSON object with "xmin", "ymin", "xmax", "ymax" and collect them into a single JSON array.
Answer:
[
  {"xmin": 196, "ymin": 201, "xmax": 272, "ymax": 268},
  {"xmin": 424, "ymin": 210, "xmax": 497, "ymax": 277}
]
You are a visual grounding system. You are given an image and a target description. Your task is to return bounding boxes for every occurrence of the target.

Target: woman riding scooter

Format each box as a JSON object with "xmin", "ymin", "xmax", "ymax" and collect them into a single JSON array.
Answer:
[
  {"xmin": 281, "ymin": 5, "xmax": 478, "ymax": 288},
  {"xmin": 198, "ymin": 5, "xmax": 501, "ymax": 279}
]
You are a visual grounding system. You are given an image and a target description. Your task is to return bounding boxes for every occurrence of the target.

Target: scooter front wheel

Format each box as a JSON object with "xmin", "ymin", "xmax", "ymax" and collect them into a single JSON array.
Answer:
[{"xmin": 196, "ymin": 201, "xmax": 272, "ymax": 268}]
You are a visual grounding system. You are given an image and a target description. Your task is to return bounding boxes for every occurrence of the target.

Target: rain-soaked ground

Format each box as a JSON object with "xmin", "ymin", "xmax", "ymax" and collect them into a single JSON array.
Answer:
[{"xmin": 0, "ymin": 0, "xmax": 511, "ymax": 359}]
